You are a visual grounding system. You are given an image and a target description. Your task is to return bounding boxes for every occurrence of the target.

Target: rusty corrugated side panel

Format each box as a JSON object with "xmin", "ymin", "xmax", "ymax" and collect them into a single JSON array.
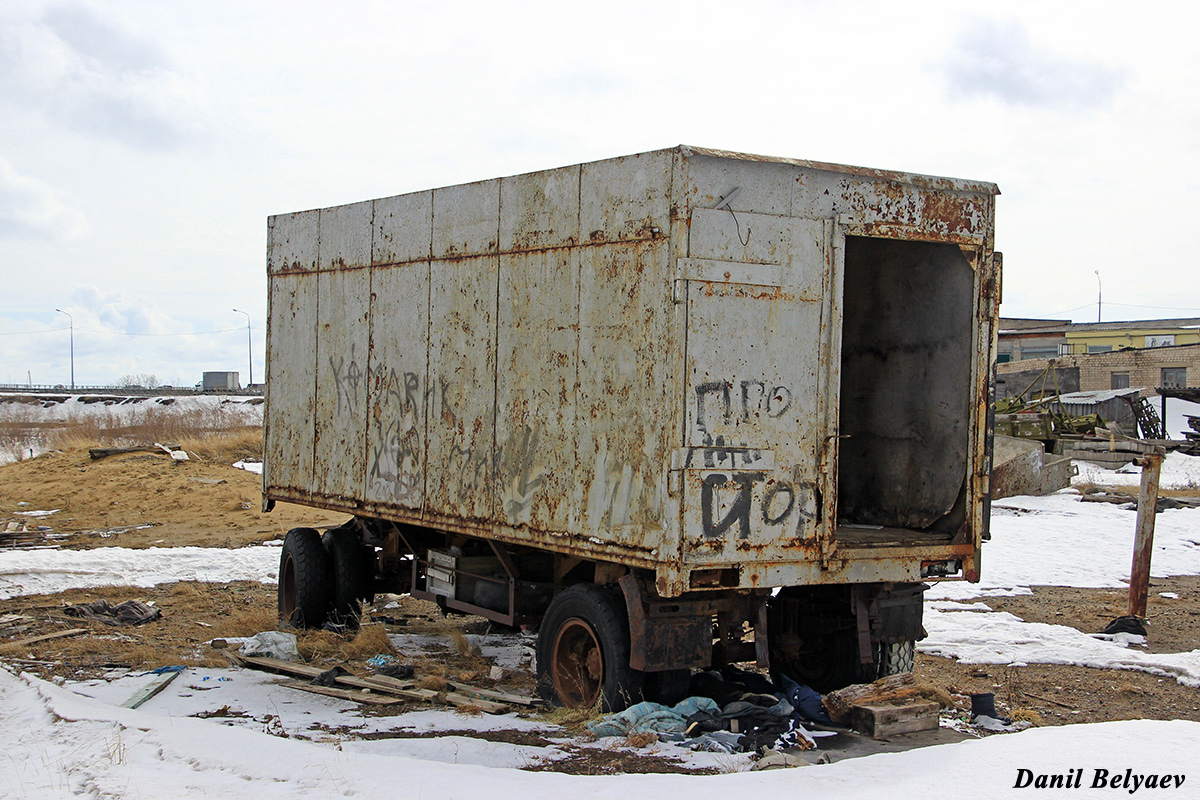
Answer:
[
  {"xmin": 313, "ymin": 201, "xmax": 372, "ymax": 505},
  {"xmin": 575, "ymin": 150, "xmax": 679, "ymax": 557},
  {"xmin": 264, "ymin": 210, "xmax": 320, "ymax": 500},
  {"xmin": 493, "ymin": 166, "xmax": 581, "ymax": 533},
  {"xmin": 423, "ymin": 177, "xmax": 501, "ymax": 525},
  {"xmin": 363, "ymin": 190, "xmax": 432, "ymax": 514}
]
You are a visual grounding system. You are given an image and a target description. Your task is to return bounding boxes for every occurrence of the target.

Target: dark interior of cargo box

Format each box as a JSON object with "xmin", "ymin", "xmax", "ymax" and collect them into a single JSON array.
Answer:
[{"xmin": 836, "ymin": 236, "xmax": 975, "ymax": 546}]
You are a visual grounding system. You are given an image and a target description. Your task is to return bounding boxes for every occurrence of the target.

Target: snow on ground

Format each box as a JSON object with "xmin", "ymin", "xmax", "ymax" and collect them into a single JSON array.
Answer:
[
  {"xmin": 921, "ymin": 483, "xmax": 1200, "ymax": 685},
  {"xmin": 0, "ymin": 543, "xmax": 281, "ymax": 599},
  {"xmin": 0, "ymin": 392, "xmax": 263, "ymax": 424},
  {"xmin": 3, "ymin": 452, "xmax": 1200, "ymax": 794},
  {"xmin": 1074, "ymin": 451, "xmax": 1200, "ymax": 490},
  {"xmin": 3, "ymin": 666, "xmax": 1198, "ymax": 800}
]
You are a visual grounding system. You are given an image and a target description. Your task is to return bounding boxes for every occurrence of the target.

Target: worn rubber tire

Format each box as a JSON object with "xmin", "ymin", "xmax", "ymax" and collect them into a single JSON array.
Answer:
[
  {"xmin": 536, "ymin": 585, "xmax": 643, "ymax": 712},
  {"xmin": 323, "ymin": 528, "xmax": 373, "ymax": 627},
  {"xmin": 643, "ymin": 668, "xmax": 692, "ymax": 706},
  {"xmin": 278, "ymin": 527, "xmax": 330, "ymax": 628},
  {"xmin": 876, "ymin": 639, "xmax": 916, "ymax": 678},
  {"xmin": 770, "ymin": 626, "xmax": 876, "ymax": 694}
]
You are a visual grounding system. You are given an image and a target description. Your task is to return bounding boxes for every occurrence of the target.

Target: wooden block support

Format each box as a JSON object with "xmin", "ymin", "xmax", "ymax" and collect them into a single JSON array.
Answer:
[{"xmin": 849, "ymin": 700, "xmax": 939, "ymax": 737}]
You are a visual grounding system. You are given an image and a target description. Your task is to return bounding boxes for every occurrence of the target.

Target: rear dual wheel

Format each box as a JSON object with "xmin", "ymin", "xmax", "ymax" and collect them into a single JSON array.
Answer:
[
  {"xmin": 278, "ymin": 526, "xmax": 374, "ymax": 629},
  {"xmin": 278, "ymin": 528, "xmax": 329, "ymax": 628}
]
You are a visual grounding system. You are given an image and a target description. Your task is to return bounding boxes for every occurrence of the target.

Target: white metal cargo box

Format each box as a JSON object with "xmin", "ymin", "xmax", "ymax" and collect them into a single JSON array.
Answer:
[{"xmin": 264, "ymin": 145, "xmax": 1000, "ymax": 598}]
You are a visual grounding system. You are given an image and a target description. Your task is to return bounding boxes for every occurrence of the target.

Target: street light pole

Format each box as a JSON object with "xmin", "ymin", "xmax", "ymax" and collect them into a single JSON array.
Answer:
[
  {"xmin": 1094, "ymin": 270, "xmax": 1102, "ymax": 323},
  {"xmin": 233, "ymin": 309, "xmax": 252, "ymax": 389},
  {"xmin": 55, "ymin": 309, "xmax": 74, "ymax": 390}
]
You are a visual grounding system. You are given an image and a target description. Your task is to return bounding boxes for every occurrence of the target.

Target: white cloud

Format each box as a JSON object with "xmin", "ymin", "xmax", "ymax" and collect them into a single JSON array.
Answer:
[
  {"xmin": 0, "ymin": 3, "xmax": 191, "ymax": 150},
  {"xmin": 940, "ymin": 18, "xmax": 1128, "ymax": 110},
  {"xmin": 0, "ymin": 156, "xmax": 86, "ymax": 239}
]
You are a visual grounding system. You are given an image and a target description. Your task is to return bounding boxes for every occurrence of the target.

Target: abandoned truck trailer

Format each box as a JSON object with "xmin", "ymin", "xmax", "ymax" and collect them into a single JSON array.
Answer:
[{"xmin": 263, "ymin": 145, "xmax": 1001, "ymax": 709}]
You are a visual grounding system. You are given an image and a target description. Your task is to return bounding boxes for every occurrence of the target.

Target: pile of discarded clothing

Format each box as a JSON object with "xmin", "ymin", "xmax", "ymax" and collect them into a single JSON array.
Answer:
[
  {"xmin": 63, "ymin": 599, "xmax": 161, "ymax": 626},
  {"xmin": 586, "ymin": 666, "xmax": 835, "ymax": 754}
]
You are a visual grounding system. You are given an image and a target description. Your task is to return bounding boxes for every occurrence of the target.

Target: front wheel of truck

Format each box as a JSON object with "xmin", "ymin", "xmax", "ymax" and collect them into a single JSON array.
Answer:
[
  {"xmin": 278, "ymin": 527, "xmax": 330, "ymax": 628},
  {"xmin": 536, "ymin": 585, "xmax": 643, "ymax": 712}
]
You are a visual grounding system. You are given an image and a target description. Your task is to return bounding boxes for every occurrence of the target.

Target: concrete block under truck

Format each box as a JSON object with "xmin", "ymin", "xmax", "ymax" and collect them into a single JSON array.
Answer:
[{"xmin": 263, "ymin": 145, "xmax": 1001, "ymax": 710}]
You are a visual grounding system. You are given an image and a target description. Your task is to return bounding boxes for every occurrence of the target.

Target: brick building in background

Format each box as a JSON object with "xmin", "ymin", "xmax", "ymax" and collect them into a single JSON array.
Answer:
[{"xmin": 997, "ymin": 318, "xmax": 1199, "ymax": 400}]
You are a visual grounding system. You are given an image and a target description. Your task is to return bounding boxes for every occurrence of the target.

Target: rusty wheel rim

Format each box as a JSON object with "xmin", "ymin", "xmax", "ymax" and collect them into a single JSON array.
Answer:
[
  {"xmin": 550, "ymin": 617, "xmax": 603, "ymax": 708},
  {"xmin": 280, "ymin": 553, "xmax": 297, "ymax": 620}
]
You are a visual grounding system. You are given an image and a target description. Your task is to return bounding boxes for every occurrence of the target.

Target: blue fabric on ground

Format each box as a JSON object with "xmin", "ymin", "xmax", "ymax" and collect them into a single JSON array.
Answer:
[
  {"xmin": 779, "ymin": 674, "xmax": 833, "ymax": 724},
  {"xmin": 586, "ymin": 697, "xmax": 721, "ymax": 738}
]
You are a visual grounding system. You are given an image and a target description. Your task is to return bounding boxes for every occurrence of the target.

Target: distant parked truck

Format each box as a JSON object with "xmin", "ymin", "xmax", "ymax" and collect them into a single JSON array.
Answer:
[
  {"xmin": 202, "ymin": 371, "xmax": 240, "ymax": 391},
  {"xmin": 263, "ymin": 146, "xmax": 1001, "ymax": 709}
]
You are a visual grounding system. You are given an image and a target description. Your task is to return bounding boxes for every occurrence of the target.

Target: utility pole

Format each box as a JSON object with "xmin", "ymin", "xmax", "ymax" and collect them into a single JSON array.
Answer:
[
  {"xmin": 55, "ymin": 308, "xmax": 74, "ymax": 390},
  {"xmin": 1094, "ymin": 270, "xmax": 1102, "ymax": 323},
  {"xmin": 233, "ymin": 309, "xmax": 252, "ymax": 389}
]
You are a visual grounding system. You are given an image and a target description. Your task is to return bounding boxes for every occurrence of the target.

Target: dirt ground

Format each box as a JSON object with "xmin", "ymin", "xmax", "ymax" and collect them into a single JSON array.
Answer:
[
  {"xmin": 2, "ymin": 445, "xmax": 1200, "ymax": 768},
  {"xmin": 915, "ymin": 577, "xmax": 1200, "ymax": 727},
  {"xmin": 0, "ymin": 447, "xmax": 345, "ymax": 548}
]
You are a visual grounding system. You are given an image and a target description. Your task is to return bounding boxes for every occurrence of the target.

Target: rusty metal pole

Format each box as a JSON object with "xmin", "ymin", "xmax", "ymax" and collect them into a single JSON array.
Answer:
[{"xmin": 1128, "ymin": 450, "xmax": 1164, "ymax": 619}]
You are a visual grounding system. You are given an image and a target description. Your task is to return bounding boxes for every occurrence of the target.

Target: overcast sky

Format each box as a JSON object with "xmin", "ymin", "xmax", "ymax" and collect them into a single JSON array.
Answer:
[{"xmin": 1, "ymin": 0, "xmax": 1196, "ymax": 387}]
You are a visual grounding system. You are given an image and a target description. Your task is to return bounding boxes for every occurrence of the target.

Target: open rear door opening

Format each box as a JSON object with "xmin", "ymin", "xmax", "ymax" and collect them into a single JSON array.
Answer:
[{"xmin": 836, "ymin": 236, "xmax": 975, "ymax": 548}]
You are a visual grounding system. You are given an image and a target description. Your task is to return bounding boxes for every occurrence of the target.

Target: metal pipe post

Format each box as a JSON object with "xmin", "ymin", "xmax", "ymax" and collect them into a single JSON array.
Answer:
[
  {"xmin": 55, "ymin": 308, "xmax": 74, "ymax": 390},
  {"xmin": 1128, "ymin": 450, "xmax": 1164, "ymax": 618},
  {"xmin": 233, "ymin": 309, "xmax": 252, "ymax": 388}
]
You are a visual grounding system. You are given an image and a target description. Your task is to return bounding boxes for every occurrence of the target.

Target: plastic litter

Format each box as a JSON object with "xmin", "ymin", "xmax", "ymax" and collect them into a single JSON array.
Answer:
[{"xmin": 237, "ymin": 631, "xmax": 300, "ymax": 661}]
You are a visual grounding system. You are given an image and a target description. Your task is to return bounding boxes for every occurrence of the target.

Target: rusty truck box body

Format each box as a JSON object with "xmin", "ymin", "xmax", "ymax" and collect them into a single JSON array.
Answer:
[{"xmin": 264, "ymin": 146, "xmax": 999, "ymax": 598}]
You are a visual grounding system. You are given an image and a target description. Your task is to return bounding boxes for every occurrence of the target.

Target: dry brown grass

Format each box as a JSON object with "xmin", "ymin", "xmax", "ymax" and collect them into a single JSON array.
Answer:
[
  {"xmin": 622, "ymin": 732, "xmax": 658, "ymax": 748},
  {"xmin": 446, "ymin": 627, "xmax": 484, "ymax": 659},
  {"xmin": 418, "ymin": 675, "xmax": 449, "ymax": 691},
  {"xmin": 0, "ymin": 398, "xmax": 263, "ymax": 462},
  {"xmin": 296, "ymin": 623, "xmax": 397, "ymax": 663},
  {"xmin": 540, "ymin": 695, "xmax": 606, "ymax": 730},
  {"xmin": 1010, "ymin": 708, "xmax": 1045, "ymax": 726}
]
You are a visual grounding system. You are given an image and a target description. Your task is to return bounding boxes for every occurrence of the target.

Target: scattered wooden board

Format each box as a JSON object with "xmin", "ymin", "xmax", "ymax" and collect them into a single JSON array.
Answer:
[
  {"xmin": 228, "ymin": 653, "xmax": 510, "ymax": 713},
  {"xmin": 121, "ymin": 668, "xmax": 183, "ymax": 709},
  {"xmin": 278, "ymin": 679, "xmax": 404, "ymax": 705},
  {"xmin": 443, "ymin": 679, "xmax": 539, "ymax": 707},
  {"xmin": 89, "ymin": 445, "xmax": 178, "ymax": 460},
  {"xmin": 0, "ymin": 628, "xmax": 87, "ymax": 652}
]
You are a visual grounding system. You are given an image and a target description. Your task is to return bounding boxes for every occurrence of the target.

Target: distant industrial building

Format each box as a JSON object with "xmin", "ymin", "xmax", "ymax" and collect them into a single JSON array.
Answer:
[
  {"xmin": 996, "ymin": 317, "xmax": 1198, "ymax": 400},
  {"xmin": 201, "ymin": 371, "xmax": 240, "ymax": 391}
]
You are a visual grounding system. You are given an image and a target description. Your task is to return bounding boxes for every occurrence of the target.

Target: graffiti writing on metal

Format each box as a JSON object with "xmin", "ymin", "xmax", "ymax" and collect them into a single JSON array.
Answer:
[
  {"xmin": 700, "ymin": 473, "xmax": 817, "ymax": 539},
  {"xmin": 695, "ymin": 379, "xmax": 792, "ymax": 430},
  {"xmin": 329, "ymin": 344, "xmax": 365, "ymax": 415},
  {"xmin": 367, "ymin": 366, "xmax": 424, "ymax": 505}
]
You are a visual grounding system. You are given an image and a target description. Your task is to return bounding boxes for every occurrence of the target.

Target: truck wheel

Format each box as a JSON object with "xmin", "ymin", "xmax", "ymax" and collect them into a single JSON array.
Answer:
[
  {"xmin": 643, "ymin": 669, "xmax": 691, "ymax": 706},
  {"xmin": 770, "ymin": 627, "xmax": 875, "ymax": 694},
  {"xmin": 279, "ymin": 528, "xmax": 330, "ymax": 628},
  {"xmin": 876, "ymin": 639, "xmax": 915, "ymax": 677},
  {"xmin": 536, "ymin": 585, "xmax": 643, "ymax": 711},
  {"xmin": 323, "ymin": 528, "xmax": 373, "ymax": 627}
]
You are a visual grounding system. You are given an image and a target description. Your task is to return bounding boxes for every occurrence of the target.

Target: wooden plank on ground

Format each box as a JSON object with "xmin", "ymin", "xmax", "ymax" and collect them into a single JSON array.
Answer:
[
  {"xmin": 229, "ymin": 653, "xmax": 510, "ymax": 713},
  {"xmin": 443, "ymin": 679, "xmax": 539, "ymax": 707},
  {"xmin": 120, "ymin": 668, "xmax": 183, "ymax": 709},
  {"xmin": 0, "ymin": 628, "xmax": 88, "ymax": 652},
  {"xmin": 278, "ymin": 679, "xmax": 405, "ymax": 705}
]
